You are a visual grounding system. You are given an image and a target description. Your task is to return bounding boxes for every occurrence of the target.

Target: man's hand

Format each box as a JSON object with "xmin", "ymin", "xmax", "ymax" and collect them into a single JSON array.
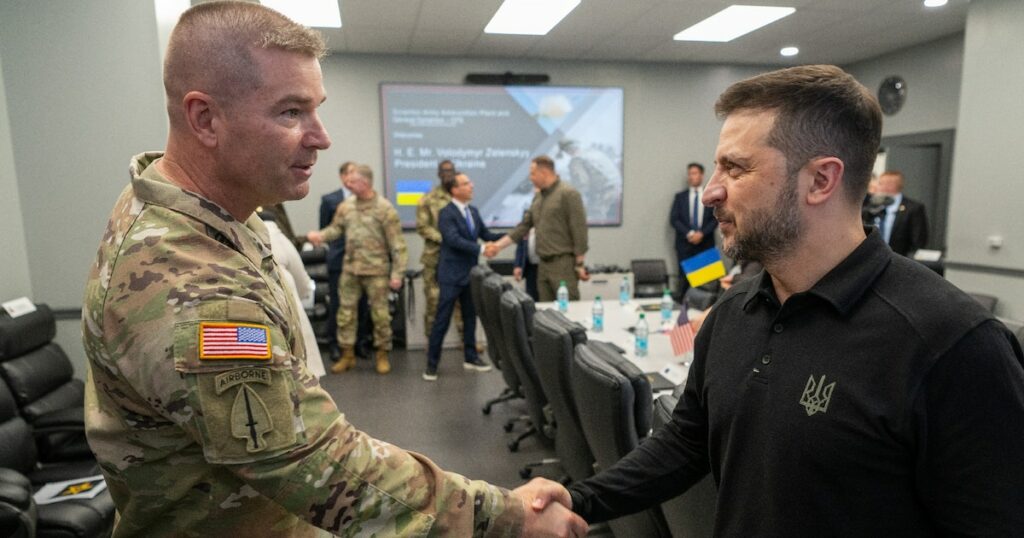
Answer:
[
  {"xmin": 520, "ymin": 501, "xmax": 588, "ymax": 538},
  {"xmin": 513, "ymin": 267, "xmax": 523, "ymax": 281},
  {"xmin": 513, "ymin": 478, "xmax": 586, "ymax": 537},
  {"xmin": 688, "ymin": 231, "xmax": 704, "ymax": 244},
  {"xmin": 576, "ymin": 266, "xmax": 590, "ymax": 282},
  {"xmin": 389, "ymin": 277, "xmax": 402, "ymax": 291},
  {"xmin": 513, "ymin": 478, "xmax": 571, "ymax": 512},
  {"xmin": 306, "ymin": 230, "xmax": 324, "ymax": 247},
  {"xmin": 484, "ymin": 242, "xmax": 500, "ymax": 258}
]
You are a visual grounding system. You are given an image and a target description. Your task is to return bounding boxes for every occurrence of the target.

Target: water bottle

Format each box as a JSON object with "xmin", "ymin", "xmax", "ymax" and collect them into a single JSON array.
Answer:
[
  {"xmin": 556, "ymin": 280, "xmax": 569, "ymax": 313},
  {"xmin": 635, "ymin": 313, "xmax": 649, "ymax": 357},
  {"xmin": 660, "ymin": 288, "xmax": 673, "ymax": 324},
  {"xmin": 619, "ymin": 276, "xmax": 631, "ymax": 305},
  {"xmin": 591, "ymin": 296, "xmax": 604, "ymax": 333}
]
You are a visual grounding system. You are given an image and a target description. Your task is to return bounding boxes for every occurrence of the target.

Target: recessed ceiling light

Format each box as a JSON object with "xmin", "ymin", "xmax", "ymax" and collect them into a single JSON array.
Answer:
[
  {"xmin": 485, "ymin": 0, "xmax": 581, "ymax": 36},
  {"xmin": 923, "ymin": 0, "xmax": 948, "ymax": 7},
  {"xmin": 261, "ymin": 0, "xmax": 342, "ymax": 28},
  {"xmin": 674, "ymin": 5, "xmax": 796, "ymax": 42},
  {"xmin": 780, "ymin": 46, "xmax": 799, "ymax": 56}
]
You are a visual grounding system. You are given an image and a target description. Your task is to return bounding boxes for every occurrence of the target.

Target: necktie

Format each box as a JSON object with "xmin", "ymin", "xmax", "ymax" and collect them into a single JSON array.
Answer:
[
  {"xmin": 691, "ymin": 189, "xmax": 700, "ymax": 230},
  {"xmin": 464, "ymin": 206, "xmax": 474, "ymax": 236}
]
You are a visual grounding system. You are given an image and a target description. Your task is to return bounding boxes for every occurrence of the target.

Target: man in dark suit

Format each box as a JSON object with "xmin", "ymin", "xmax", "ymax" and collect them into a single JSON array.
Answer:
[
  {"xmin": 877, "ymin": 170, "xmax": 929, "ymax": 256},
  {"xmin": 670, "ymin": 162, "xmax": 718, "ymax": 295},
  {"xmin": 424, "ymin": 172, "xmax": 504, "ymax": 381},
  {"xmin": 319, "ymin": 162, "xmax": 352, "ymax": 360}
]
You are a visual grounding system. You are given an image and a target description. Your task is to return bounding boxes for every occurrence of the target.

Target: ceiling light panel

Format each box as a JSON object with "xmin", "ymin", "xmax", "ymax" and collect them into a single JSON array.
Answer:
[
  {"xmin": 261, "ymin": 0, "xmax": 342, "ymax": 28},
  {"xmin": 674, "ymin": 5, "xmax": 795, "ymax": 43},
  {"xmin": 485, "ymin": 0, "xmax": 582, "ymax": 36}
]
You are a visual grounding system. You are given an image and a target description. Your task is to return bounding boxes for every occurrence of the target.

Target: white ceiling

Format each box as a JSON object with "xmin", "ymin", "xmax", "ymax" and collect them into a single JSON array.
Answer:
[{"xmin": 311, "ymin": 0, "xmax": 970, "ymax": 67}]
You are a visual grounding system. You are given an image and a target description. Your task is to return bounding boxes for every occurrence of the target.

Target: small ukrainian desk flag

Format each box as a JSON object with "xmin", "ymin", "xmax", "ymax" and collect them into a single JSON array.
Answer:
[
  {"xmin": 681, "ymin": 247, "xmax": 727, "ymax": 288},
  {"xmin": 395, "ymin": 180, "xmax": 433, "ymax": 206}
]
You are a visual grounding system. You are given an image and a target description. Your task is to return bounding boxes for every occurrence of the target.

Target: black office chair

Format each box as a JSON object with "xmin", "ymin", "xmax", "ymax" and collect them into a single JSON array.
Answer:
[
  {"xmin": 652, "ymin": 392, "xmax": 717, "ymax": 538},
  {"xmin": 470, "ymin": 266, "xmax": 518, "ymax": 414},
  {"xmin": 499, "ymin": 289, "xmax": 558, "ymax": 475},
  {"xmin": 0, "ymin": 378, "xmax": 115, "ymax": 537},
  {"xmin": 631, "ymin": 259, "xmax": 669, "ymax": 298},
  {"xmin": 0, "ymin": 304, "xmax": 91, "ymax": 462},
  {"xmin": 572, "ymin": 340, "xmax": 670, "ymax": 537},
  {"xmin": 480, "ymin": 274, "xmax": 526, "ymax": 421},
  {"xmin": 531, "ymin": 309, "xmax": 595, "ymax": 481}
]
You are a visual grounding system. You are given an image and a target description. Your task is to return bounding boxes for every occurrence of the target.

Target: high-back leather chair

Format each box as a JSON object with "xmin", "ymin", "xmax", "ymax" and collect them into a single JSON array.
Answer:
[
  {"xmin": 653, "ymin": 392, "xmax": 717, "ymax": 538},
  {"xmin": 531, "ymin": 309, "xmax": 594, "ymax": 481},
  {"xmin": 470, "ymin": 266, "xmax": 520, "ymax": 414},
  {"xmin": 481, "ymin": 274, "xmax": 521, "ymax": 396},
  {"xmin": 631, "ymin": 259, "xmax": 669, "ymax": 298},
  {"xmin": 0, "ymin": 377, "xmax": 115, "ymax": 537},
  {"xmin": 0, "ymin": 304, "xmax": 90, "ymax": 461},
  {"xmin": 499, "ymin": 288, "xmax": 555, "ymax": 466},
  {"xmin": 572, "ymin": 340, "xmax": 669, "ymax": 537}
]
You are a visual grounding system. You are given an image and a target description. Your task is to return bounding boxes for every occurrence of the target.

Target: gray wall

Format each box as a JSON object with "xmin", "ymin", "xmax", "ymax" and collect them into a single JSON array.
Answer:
[
  {"xmin": 845, "ymin": 34, "xmax": 963, "ymax": 137},
  {"xmin": 0, "ymin": 0, "xmax": 168, "ymax": 311},
  {"xmin": 292, "ymin": 55, "xmax": 766, "ymax": 273},
  {"xmin": 0, "ymin": 50, "xmax": 33, "ymax": 302},
  {"xmin": 944, "ymin": 0, "xmax": 1024, "ymax": 320}
]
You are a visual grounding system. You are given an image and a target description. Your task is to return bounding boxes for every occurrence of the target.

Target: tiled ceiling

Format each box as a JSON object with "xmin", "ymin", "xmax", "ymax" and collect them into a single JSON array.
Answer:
[{"xmin": 309, "ymin": 0, "xmax": 969, "ymax": 66}]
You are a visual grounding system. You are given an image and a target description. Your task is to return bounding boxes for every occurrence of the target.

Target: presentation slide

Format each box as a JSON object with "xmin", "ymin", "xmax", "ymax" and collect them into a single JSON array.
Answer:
[{"xmin": 380, "ymin": 83, "xmax": 624, "ymax": 228}]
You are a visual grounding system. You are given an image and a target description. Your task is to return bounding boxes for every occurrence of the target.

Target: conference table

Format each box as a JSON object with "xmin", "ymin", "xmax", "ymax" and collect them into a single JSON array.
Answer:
[{"xmin": 536, "ymin": 298, "xmax": 694, "ymax": 391}]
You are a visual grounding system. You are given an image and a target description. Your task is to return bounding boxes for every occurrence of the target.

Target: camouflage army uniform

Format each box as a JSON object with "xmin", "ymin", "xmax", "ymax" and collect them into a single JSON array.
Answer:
[
  {"xmin": 416, "ymin": 186, "xmax": 463, "ymax": 338},
  {"xmin": 319, "ymin": 192, "xmax": 408, "ymax": 351},
  {"xmin": 82, "ymin": 152, "xmax": 523, "ymax": 537}
]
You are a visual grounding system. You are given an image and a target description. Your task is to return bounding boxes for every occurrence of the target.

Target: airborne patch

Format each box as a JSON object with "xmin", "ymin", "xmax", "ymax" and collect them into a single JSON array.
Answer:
[{"xmin": 199, "ymin": 322, "xmax": 271, "ymax": 360}]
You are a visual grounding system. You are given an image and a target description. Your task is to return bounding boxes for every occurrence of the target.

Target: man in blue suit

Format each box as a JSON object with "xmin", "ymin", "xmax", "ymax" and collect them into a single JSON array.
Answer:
[
  {"xmin": 669, "ymin": 162, "xmax": 718, "ymax": 296},
  {"xmin": 424, "ymin": 172, "xmax": 504, "ymax": 381},
  {"xmin": 319, "ymin": 162, "xmax": 352, "ymax": 361}
]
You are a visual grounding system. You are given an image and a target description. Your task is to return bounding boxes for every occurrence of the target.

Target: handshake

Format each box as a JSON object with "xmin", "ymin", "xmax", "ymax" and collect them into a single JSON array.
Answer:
[
  {"xmin": 483, "ymin": 241, "xmax": 502, "ymax": 259},
  {"xmin": 512, "ymin": 478, "xmax": 589, "ymax": 537}
]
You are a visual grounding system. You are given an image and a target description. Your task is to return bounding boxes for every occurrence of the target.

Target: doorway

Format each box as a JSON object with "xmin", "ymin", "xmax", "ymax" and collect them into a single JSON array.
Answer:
[{"xmin": 878, "ymin": 129, "xmax": 955, "ymax": 251}]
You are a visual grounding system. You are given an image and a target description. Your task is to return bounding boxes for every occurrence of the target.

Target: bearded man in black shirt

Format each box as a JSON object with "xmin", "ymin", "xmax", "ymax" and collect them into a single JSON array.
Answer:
[{"xmin": 532, "ymin": 64, "xmax": 1024, "ymax": 536}]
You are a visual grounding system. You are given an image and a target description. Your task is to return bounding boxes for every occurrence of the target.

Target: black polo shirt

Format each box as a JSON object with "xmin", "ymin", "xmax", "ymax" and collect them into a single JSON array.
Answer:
[{"xmin": 569, "ymin": 230, "xmax": 1024, "ymax": 535}]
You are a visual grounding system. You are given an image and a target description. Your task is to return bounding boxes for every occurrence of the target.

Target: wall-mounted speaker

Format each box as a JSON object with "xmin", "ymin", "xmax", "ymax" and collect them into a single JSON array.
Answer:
[{"xmin": 464, "ymin": 72, "xmax": 550, "ymax": 85}]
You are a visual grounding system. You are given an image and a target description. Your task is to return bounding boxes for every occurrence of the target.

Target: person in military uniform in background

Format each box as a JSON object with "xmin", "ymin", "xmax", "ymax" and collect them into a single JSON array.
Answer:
[
  {"xmin": 82, "ymin": 3, "xmax": 585, "ymax": 536},
  {"xmin": 490, "ymin": 156, "xmax": 590, "ymax": 301},
  {"xmin": 308, "ymin": 164, "xmax": 407, "ymax": 375},
  {"xmin": 416, "ymin": 159, "xmax": 482, "ymax": 351}
]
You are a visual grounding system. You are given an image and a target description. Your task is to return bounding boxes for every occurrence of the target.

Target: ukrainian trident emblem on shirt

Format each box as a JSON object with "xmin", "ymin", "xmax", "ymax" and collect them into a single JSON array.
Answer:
[{"xmin": 799, "ymin": 374, "xmax": 836, "ymax": 416}]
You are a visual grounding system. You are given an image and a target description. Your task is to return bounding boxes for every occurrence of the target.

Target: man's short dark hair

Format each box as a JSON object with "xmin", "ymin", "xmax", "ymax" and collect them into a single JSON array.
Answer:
[
  {"xmin": 687, "ymin": 162, "xmax": 704, "ymax": 174},
  {"xmin": 531, "ymin": 155, "xmax": 555, "ymax": 171},
  {"xmin": 715, "ymin": 65, "xmax": 882, "ymax": 205},
  {"xmin": 437, "ymin": 160, "xmax": 454, "ymax": 174},
  {"xmin": 442, "ymin": 171, "xmax": 464, "ymax": 194}
]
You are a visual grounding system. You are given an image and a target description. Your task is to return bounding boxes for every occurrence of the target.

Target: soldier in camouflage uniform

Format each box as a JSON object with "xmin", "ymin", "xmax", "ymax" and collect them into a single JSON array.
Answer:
[
  {"xmin": 309, "ymin": 164, "xmax": 407, "ymax": 375},
  {"xmin": 81, "ymin": 3, "xmax": 585, "ymax": 537},
  {"xmin": 416, "ymin": 161, "xmax": 464, "ymax": 341}
]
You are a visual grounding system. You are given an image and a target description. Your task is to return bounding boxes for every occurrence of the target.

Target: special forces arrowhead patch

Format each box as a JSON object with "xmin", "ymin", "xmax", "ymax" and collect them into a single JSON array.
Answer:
[{"xmin": 216, "ymin": 368, "xmax": 274, "ymax": 452}]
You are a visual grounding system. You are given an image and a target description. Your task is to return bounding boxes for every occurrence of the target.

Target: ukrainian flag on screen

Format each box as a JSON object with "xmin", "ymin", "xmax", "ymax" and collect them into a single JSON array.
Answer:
[
  {"xmin": 681, "ymin": 248, "xmax": 727, "ymax": 288},
  {"xmin": 396, "ymin": 180, "xmax": 432, "ymax": 206}
]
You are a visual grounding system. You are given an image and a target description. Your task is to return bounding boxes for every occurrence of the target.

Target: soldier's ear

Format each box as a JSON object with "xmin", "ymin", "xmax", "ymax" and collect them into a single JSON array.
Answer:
[{"xmin": 182, "ymin": 91, "xmax": 219, "ymax": 148}]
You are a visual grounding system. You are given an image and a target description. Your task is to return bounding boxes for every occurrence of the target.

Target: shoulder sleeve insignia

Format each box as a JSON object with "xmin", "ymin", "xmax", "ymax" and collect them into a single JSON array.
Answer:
[{"xmin": 199, "ymin": 322, "xmax": 271, "ymax": 360}]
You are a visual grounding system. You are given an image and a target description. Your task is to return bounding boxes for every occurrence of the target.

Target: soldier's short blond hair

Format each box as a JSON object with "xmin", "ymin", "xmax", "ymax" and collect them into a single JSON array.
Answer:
[{"xmin": 163, "ymin": 1, "xmax": 327, "ymax": 127}]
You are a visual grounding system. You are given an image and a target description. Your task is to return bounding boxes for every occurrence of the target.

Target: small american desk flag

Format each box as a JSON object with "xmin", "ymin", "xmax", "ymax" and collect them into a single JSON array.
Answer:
[
  {"xmin": 669, "ymin": 307, "xmax": 696, "ymax": 356},
  {"xmin": 199, "ymin": 322, "xmax": 271, "ymax": 359}
]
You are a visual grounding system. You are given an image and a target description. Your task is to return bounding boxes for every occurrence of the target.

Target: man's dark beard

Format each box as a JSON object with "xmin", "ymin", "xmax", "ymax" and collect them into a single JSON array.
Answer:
[{"xmin": 721, "ymin": 174, "xmax": 801, "ymax": 265}]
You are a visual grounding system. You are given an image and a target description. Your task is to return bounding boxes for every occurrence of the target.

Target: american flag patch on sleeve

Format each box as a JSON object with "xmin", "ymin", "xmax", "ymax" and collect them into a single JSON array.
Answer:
[{"xmin": 199, "ymin": 322, "xmax": 272, "ymax": 360}]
